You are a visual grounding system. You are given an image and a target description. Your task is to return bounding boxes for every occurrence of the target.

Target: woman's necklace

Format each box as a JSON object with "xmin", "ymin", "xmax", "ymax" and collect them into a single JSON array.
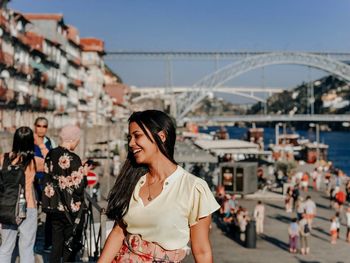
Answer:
[
  {"xmin": 147, "ymin": 183, "xmax": 153, "ymax": 201},
  {"xmin": 147, "ymin": 176, "xmax": 165, "ymax": 202}
]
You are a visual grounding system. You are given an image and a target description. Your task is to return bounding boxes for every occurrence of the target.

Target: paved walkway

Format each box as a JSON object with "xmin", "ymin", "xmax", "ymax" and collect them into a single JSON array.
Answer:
[
  {"xmin": 27, "ymin": 165, "xmax": 349, "ymax": 262},
  {"xmin": 184, "ymin": 187, "xmax": 349, "ymax": 263}
]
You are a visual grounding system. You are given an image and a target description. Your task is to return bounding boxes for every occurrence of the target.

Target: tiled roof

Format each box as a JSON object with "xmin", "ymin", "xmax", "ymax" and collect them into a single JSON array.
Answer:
[
  {"xmin": 23, "ymin": 13, "xmax": 64, "ymax": 21},
  {"xmin": 25, "ymin": 31, "xmax": 44, "ymax": 51},
  {"xmin": 80, "ymin": 38, "xmax": 104, "ymax": 53}
]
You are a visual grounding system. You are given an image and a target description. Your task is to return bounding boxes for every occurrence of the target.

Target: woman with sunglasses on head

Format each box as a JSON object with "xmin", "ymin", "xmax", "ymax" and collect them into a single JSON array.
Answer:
[{"xmin": 99, "ymin": 110, "xmax": 220, "ymax": 263}]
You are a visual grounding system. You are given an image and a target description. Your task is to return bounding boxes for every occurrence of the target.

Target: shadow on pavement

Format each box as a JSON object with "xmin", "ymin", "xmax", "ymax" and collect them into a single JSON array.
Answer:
[
  {"xmin": 312, "ymin": 226, "xmax": 330, "ymax": 237},
  {"xmin": 315, "ymin": 203, "xmax": 331, "ymax": 210},
  {"xmin": 310, "ymin": 232, "xmax": 329, "ymax": 243},
  {"xmin": 267, "ymin": 214, "xmax": 291, "ymax": 224},
  {"xmin": 213, "ymin": 216, "xmax": 246, "ymax": 248},
  {"xmin": 265, "ymin": 203, "xmax": 285, "ymax": 211},
  {"xmin": 260, "ymin": 233, "xmax": 289, "ymax": 251},
  {"xmin": 314, "ymin": 215, "xmax": 330, "ymax": 222},
  {"xmin": 296, "ymin": 257, "xmax": 322, "ymax": 263}
]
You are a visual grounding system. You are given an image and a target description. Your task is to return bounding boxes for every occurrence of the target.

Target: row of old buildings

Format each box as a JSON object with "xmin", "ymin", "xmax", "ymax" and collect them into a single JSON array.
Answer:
[{"xmin": 0, "ymin": 2, "xmax": 130, "ymax": 131}]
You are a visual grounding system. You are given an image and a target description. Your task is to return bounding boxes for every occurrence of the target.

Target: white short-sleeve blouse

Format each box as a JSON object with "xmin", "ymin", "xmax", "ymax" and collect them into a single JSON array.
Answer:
[{"xmin": 123, "ymin": 165, "xmax": 220, "ymax": 250}]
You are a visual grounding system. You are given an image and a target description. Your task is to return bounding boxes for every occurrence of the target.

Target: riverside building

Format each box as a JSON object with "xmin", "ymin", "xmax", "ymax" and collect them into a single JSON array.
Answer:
[{"xmin": 0, "ymin": 3, "xmax": 129, "ymax": 132}]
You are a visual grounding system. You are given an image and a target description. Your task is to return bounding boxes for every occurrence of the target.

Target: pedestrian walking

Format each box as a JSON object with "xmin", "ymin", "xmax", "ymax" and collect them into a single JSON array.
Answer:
[
  {"xmin": 99, "ymin": 110, "xmax": 220, "ymax": 263},
  {"xmin": 303, "ymin": 196, "xmax": 316, "ymax": 229},
  {"xmin": 334, "ymin": 189, "xmax": 346, "ymax": 212},
  {"xmin": 299, "ymin": 213, "xmax": 311, "ymax": 255},
  {"xmin": 41, "ymin": 124, "xmax": 87, "ymax": 263},
  {"xmin": 324, "ymin": 172, "xmax": 331, "ymax": 195},
  {"xmin": 0, "ymin": 127, "xmax": 43, "ymax": 263},
  {"xmin": 335, "ymin": 212, "xmax": 340, "ymax": 239},
  {"xmin": 253, "ymin": 200, "xmax": 265, "ymax": 235},
  {"xmin": 285, "ymin": 186, "xmax": 293, "ymax": 213},
  {"xmin": 295, "ymin": 197, "xmax": 304, "ymax": 221},
  {"xmin": 316, "ymin": 167, "xmax": 323, "ymax": 191},
  {"xmin": 346, "ymin": 207, "xmax": 350, "ymax": 242},
  {"xmin": 330, "ymin": 216, "xmax": 338, "ymax": 244},
  {"xmin": 292, "ymin": 183, "xmax": 300, "ymax": 210},
  {"xmin": 33, "ymin": 117, "xmax": 55, "ymax": 252},
  {"xmin": 288, "ymin": 218, "xmax": 299, "ymax": 253},
  {"xmin": 311, "ymin": 168, "xmax": 317, "ymax": 190},
  {"xmin": 301, "ymin": 172, "xmax": 309, "ymax": 192}
]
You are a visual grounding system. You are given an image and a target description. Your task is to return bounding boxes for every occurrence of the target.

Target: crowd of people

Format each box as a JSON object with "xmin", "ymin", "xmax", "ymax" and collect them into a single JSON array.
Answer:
[
  {"xmin": 0, "ymin": 117, "xmax": 90, "ymax": 263},
  {"xmin": 0, "ymin": 110, "xmax": 220, "ymax": 263},
  {"xmin": 1, "ymin": 111, "xmax": 350, "ymax": 262},
  {"xmin": 214, "ymin": 159, "xmax": 350, "ymax": 257},
  {"xmin": 284, "ymin": 162, "xmax": 350, "ymax": 254},
  {"xmin": 215, "ymin": 186, "xmax": 265, "ymax": 243}
]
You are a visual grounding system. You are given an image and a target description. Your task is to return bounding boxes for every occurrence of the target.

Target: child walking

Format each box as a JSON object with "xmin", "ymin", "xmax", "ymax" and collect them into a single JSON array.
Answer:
[
  {"xmin": 346, "ymin": 207, "xmax": 350, "ymax": 242},
  {"xmin": 330, "ymin": 216, "xmax": 338, "ymax": 244},
  {"xmin": 288, "ymin": 218, "xmax": 299, "ymax": 253}
]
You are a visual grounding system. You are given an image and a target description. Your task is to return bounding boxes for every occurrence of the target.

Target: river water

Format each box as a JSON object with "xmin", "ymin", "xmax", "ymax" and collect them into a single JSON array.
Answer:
[{"xmin": 199, "ymin": 126, "xmax": 350, "ymax": 175}]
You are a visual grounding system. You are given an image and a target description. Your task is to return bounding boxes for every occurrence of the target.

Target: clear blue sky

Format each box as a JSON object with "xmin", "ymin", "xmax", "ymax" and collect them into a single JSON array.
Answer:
[{"xmin": 9, "ymin": 0, "xmax": 350, "ymax": 101}]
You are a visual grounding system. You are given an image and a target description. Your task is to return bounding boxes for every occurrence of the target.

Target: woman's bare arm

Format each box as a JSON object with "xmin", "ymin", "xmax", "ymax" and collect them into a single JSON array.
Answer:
[
  {"xmin": 98, "ymin": 222, "xmax": 126, "ymax": 263},
  {"xmin": 190, "ymin": 216, "xmax": 213, "ymax": 263}
]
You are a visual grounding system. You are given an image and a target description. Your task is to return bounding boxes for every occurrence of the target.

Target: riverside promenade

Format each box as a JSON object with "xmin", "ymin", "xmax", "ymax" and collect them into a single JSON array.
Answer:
[
  {"xmin": 29, "ymin": 166, "xmax": 349, "ymax": 262},
  {"xmin": 185, "ymin": 187, "xmax": 349, "ymax": 263}
]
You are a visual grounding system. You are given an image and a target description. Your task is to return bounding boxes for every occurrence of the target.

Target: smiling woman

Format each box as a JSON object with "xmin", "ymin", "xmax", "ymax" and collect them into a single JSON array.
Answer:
[{"xmin": 99, "ymin": 110, "xmax": 219, "ymax": 263}]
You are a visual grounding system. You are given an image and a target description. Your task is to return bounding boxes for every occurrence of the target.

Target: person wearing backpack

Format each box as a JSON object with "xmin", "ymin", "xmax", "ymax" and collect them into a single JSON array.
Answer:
[
  {"xmin": 0, "ymin": 127, "xmax": 44, "ymax": 263},
  {"xmin": 299, "ymin": 213, "xmax": 311, "ymax": 255}
]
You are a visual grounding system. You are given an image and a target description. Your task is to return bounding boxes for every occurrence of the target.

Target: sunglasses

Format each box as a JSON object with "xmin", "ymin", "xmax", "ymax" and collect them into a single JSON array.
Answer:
[{"xmin": 36, "ymin": 124, "xmax": 48, "ymax": 128}]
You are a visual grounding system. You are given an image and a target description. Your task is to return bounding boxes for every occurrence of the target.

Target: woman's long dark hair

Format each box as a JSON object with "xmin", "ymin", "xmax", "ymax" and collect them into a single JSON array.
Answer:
[
  {"xmin": 106, "ymin": 110, "xmax": 177, "ymax": 222},
  {"xmin": 10, "ymin": 126, "xmax": 35, "ymax": 169}
]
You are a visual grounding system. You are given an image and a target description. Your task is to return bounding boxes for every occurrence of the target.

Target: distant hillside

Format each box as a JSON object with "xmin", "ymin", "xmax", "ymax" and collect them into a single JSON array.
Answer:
[
  {"xmin": 249, "ymin": 76, "xmax": 350, "ymax": 114},
  {"xmin": 188, "ymin": 97, "xmax": 247, "ymax": 117}
]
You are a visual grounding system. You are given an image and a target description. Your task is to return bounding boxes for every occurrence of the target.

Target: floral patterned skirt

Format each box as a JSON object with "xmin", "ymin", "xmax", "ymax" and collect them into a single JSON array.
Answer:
[{"xmin": 112, "ymin": 234, "xmax": 187, "ymax": 263}]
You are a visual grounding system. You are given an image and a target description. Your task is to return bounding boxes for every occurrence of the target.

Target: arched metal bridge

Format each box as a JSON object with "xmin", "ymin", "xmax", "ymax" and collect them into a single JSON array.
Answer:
[
  {"xmin": 174, "ymin": 52, "xmax": 350, "ymax": 121},
  {"xmin": 130, "ymin": 86, "xmax": 284, "ymax": 103}
]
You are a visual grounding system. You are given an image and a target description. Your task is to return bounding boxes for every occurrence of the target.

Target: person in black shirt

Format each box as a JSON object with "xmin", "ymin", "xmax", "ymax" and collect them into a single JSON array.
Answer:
[{"xmin": 42, "ymin": 124, "xmax": 87, "ymax": 263}]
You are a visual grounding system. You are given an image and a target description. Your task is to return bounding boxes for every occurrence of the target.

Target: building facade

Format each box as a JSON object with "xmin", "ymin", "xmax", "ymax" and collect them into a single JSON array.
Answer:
[{"xmin": 0, "ymin": 4, "xmax": 129, "ymax": 131}]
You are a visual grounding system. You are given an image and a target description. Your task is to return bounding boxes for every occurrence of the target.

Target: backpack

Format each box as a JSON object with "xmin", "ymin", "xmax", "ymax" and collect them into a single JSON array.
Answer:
[
  {"xmin": 0, "ymin": 153, "xmax": 26, "ymax": 225},
  {"xmin": 304, "ymin": 223, "xmax": 310, "ymax": 234}
]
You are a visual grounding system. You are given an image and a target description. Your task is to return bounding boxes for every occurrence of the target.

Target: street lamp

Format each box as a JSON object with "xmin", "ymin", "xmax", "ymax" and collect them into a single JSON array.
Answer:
[{"xmin": 275, "ymin": 122, "xmax": 283, "ymax": 145}]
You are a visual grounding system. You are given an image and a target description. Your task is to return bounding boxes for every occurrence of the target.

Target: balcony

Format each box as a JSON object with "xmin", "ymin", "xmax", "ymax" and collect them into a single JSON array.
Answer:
[
  {"xmin": 0, "ymin": 13, "xmax": 9, "ymax": 31},
  {"xmin": 0, "ymin": 50, "xmax": 14, "ymax": 66},
  {"xmin": 68, "ymin": 77, "xmax": 83, "ymax": 88},
  {"xmin": 17, "ymin": 63, "xmax": 34, "ymax": 76}
]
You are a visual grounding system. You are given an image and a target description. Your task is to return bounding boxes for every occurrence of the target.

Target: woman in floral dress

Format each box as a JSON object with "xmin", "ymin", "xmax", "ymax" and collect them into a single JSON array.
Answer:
[{"xmin": 42, "ymin": 124, "xmax": 87, "ymax": 263}]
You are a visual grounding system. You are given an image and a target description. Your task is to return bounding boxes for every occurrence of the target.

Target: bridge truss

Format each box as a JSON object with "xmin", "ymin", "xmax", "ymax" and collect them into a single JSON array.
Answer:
[{"xmin": 175, "ymin": 52, "xmax": 350, "ymax": 121}]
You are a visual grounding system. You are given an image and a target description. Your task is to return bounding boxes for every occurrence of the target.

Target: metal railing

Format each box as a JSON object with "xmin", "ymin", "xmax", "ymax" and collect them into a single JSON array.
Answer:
[{"xmin": 81, "ymin": 190, "xmax": 107, "ymax": 262}]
